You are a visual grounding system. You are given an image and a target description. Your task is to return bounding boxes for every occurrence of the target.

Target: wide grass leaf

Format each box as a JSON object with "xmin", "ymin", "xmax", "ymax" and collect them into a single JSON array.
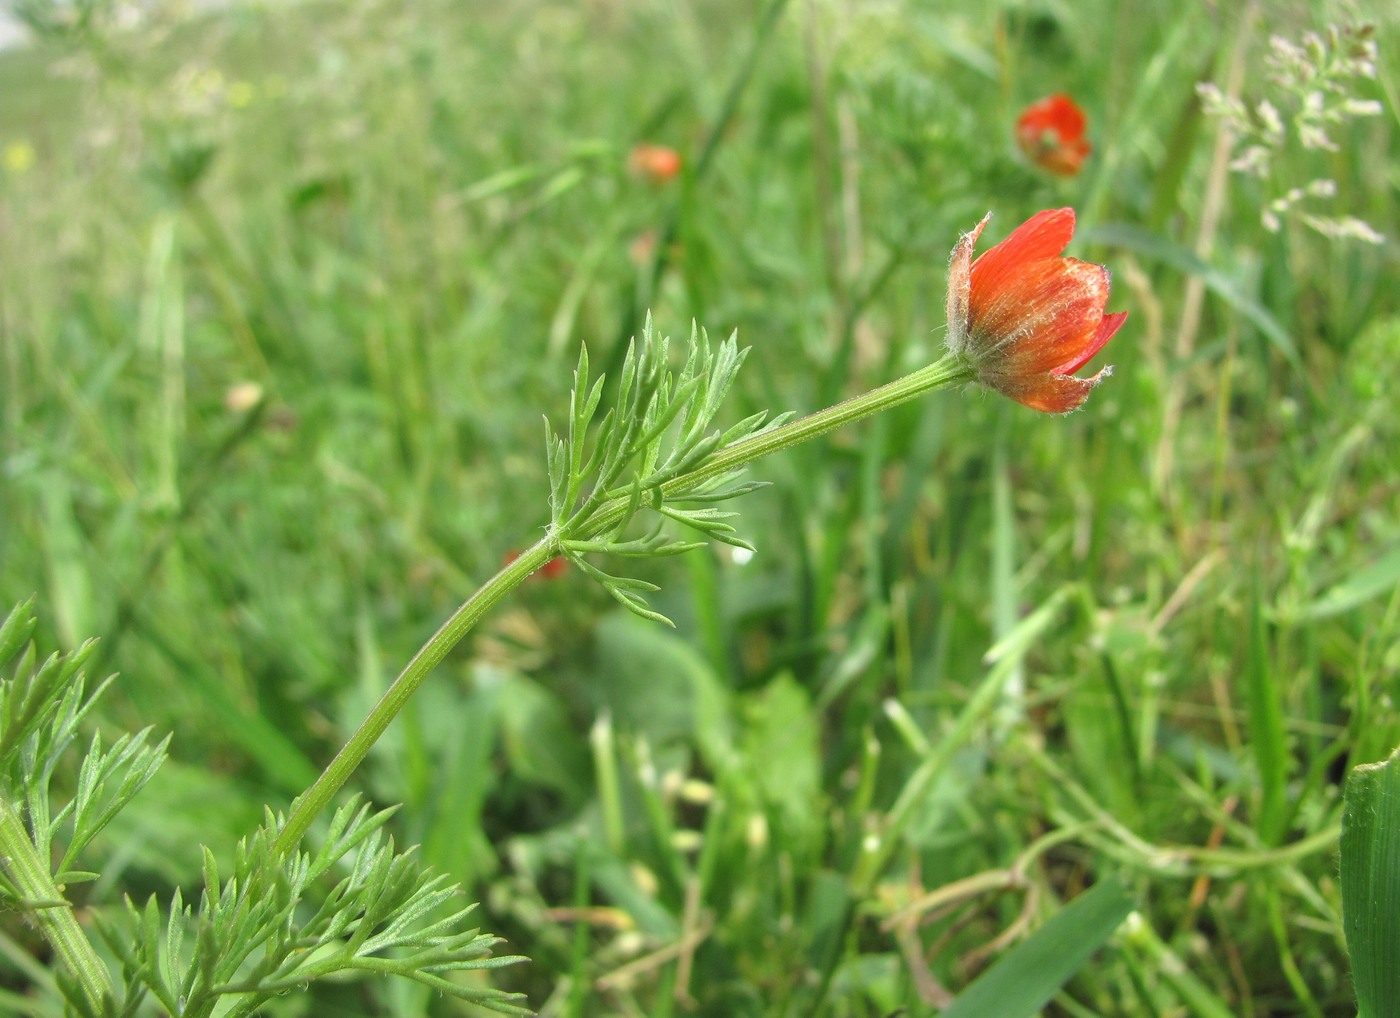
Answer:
[
  {"xmin": 1296, "ymin": 544, "xmax": 1400, "ymax": 621},
  {"xmin": 1342, "ymin": 747, "xmax": 1400, "ymax": 1018},
  {"xmin": 938, "ymin": 875, "xmax": 1135, "ymax": 1018}
]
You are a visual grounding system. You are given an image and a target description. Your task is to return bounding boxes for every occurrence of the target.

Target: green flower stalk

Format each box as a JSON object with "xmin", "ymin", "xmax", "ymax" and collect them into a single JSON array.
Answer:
[
  {"xmin": 280, "ymin": 207, "xmax": 1127, "ymax": 853},
  {"xmin": 276, "ymin": 332, "xmax": 981, "ymax": 851}
]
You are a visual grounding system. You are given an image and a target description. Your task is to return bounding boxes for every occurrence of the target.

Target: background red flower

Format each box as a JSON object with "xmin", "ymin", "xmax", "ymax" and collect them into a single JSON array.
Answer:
[
  {"xmin": 1016, "ymin": 94, "xmax": 1092, "ymax": 176},
  {"xmin": 628, "ymin": 143, "xmax": 683, "ymax": 184}
]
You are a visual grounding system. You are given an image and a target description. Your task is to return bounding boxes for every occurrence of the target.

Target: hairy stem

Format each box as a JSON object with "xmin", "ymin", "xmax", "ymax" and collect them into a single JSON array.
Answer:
[
  {"xmin": 277, "ymin": 350, "xmax": 976, "ymax": 854},
  {"xmin": 666, "ymin": 352, "xmax": 972, "ymax": 494},
  {"xmin": 0, "ymin": 797, "xmax": 114, "ymax": 1009}
]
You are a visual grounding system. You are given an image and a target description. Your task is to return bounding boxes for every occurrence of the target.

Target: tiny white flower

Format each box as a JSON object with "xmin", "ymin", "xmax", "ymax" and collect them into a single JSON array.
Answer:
[
  {"xmin": 1256, "ymin": 99, "xmax": 1284, "ymax": 140},
  {"xmin": 1298, "ymin": 122, "xmax": 1338, "ymax": 151},
  {"xmin": 1342, "ymin": 98, "xmax": 1383, "ymax": 117}
]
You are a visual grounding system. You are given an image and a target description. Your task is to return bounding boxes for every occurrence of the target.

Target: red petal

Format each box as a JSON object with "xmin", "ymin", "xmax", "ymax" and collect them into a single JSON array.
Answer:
[
  {"xmin": 1003, "ymin": 367, "xmax": 1109, "ymax": 414},
  {"xmin": 1017, "ymin": 95, "xmax": 1087, "ymax": 141},
  {"xmin": 970, "ymin": 257, "xmax": 1111, "ymax": 374},
  {"xmin": 999, "ymin": 261, "xmax": 1114, "ymax": 374},
  {"xmin": 1055, "ymin": 310, "xmax": 1127, "ymax": 375},
  {"xmin": 969, "ymin": 208, "xmax": 1076, "ymax": 302}
]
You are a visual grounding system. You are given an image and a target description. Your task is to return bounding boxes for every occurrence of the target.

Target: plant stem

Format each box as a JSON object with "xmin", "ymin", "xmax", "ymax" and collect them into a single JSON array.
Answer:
[
  {"xmin": 273, "ymin": 541, "xmax": 555, "ymax": 855},
  {"xmin": 666, "ymin": 352, "xmax": 973, "ymax": 494},
  {"xmin": 0, "ymin": 797, "xmax": 114, "ymax": 1010},
  {"xmin": 276, "ymin": 351, "xmax": 976, "ymax": 855}
]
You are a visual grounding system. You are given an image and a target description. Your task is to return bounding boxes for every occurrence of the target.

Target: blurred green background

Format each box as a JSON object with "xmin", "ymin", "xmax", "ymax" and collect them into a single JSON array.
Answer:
[{"xmin": 1, "ymin": 0, "xmax": 1397, "ymax": 1014}]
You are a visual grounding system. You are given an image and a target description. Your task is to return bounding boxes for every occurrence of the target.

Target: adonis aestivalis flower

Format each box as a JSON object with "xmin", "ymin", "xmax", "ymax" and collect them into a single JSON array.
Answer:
[
  {"xmin": 1016, "ymin": 94, "xmax": 1092, "ymax": 176},
  {"xmin": 946, "ymin": 208, "xmax": 1127, "ymax": 414},
  {"xmin": 628, "ymin": 143, "xmax": 683, "ymax": 185}
]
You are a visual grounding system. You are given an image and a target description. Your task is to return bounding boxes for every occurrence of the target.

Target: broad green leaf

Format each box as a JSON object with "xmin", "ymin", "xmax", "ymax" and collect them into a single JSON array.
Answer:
[
  {"xmin": 1342, "ymin": 747, "xmax": 1400, "ymax": 1018},
  {"xmin": 1297, "ymin": 544, "xmax": 1400, "ymax": 621},
  {"xmin": 939, "ymin": 875, "xmax": 1135, "ymax": 1018},
  {"xmin": 739, "ymin": 673, "xmax": 820, "ymax": 844}
]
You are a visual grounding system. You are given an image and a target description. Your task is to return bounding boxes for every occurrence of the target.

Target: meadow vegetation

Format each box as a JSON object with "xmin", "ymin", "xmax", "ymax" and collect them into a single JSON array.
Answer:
[{"xmin": 1, "ymin": 0, "xmax": 1398, "ymax": 1014}]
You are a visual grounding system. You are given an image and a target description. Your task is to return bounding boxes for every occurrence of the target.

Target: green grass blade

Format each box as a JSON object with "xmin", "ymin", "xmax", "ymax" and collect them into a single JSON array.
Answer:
[
  {"xmin": 938, "ymin": 875, "xmax": 1135, "ymax": 1018},
  {"xmin": 1124, "ymin": 913, "xmax": 1239, "ymax": 1018},
  {"xmin": 1247, "ymin": 581, "xmax": 1288, "ymax": 846},
  {"xmin": 1296, "ymin": 544, "xmax": 1400, "ymax": 621},
  {"xmin": 1342, "ymin": 747, "xmax": 1400, "ymax": 1018}
]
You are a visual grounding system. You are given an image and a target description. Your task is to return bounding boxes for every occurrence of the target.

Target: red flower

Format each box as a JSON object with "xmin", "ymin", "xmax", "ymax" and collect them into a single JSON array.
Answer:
[
  {"xmin": 946, "ymin": 208, "xmax": 1127, "ymax": 414},
  {"xmin": 628, "ymin": 143, "xmax": 682, "ymax": 185},
  {"xmin": 1015, "ymin": 95, "xmax": 1092, "ymax": 176}
]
